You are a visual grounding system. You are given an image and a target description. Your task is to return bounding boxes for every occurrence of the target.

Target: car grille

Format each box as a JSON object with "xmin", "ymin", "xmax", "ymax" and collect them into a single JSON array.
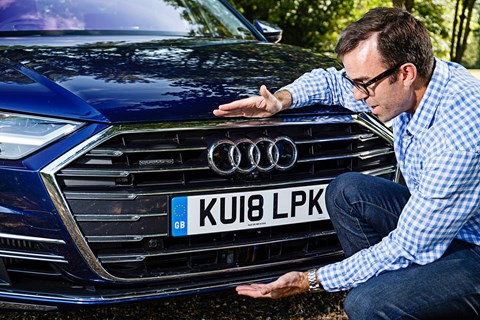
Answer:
[{"xmin": 52, "ymin": 114, "xmax": 397, "ymax": 281}]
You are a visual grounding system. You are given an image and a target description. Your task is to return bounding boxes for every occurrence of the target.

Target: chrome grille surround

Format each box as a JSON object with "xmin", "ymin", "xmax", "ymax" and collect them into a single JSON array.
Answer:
[{"xmin": 40, "ymin": 113, "xmax": 398, "ymax": 283}]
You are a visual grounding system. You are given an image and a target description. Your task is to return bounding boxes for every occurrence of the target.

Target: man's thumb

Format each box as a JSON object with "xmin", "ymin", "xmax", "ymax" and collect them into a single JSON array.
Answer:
[
  {"xmin": 259, "ymin": 85, "xmax": 271, "ymax": 100},
  {"xmin": 260, "ymin": 285, "xmax": 273, "ymax": 295}
]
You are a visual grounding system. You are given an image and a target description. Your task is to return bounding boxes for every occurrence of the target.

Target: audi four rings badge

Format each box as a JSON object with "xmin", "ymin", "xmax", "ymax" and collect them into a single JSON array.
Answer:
[{"xmin": 207, "ymin": 136, "xmax": 298, "ymax": 175}]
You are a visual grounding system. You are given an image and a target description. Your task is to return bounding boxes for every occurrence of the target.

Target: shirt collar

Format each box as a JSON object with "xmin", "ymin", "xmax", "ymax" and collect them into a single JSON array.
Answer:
[{"xmin": 404, "ymin": 58, "xmax": 450, "ymax": 137}]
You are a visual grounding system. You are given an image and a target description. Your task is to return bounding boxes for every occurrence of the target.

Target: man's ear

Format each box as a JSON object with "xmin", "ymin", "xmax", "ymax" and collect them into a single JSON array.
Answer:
[{"xmin": 400, "ymin": 63, "xmax": 417, "ymax": 87}]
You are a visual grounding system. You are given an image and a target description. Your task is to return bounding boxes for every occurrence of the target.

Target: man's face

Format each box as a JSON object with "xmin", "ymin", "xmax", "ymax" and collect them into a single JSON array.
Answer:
[{"xmin": 341, "ymin": 35, "xmax": 416, "ymax": 122}]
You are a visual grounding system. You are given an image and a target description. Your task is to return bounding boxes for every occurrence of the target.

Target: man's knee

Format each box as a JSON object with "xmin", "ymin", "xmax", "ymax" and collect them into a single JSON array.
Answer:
[
  {"xmin": 325, "ymin": 172, "xmax": 365, "ymax": 215},
  {"xmin": 344, "ymin": 285, "xmax": 372, "ymax": 320},
  {"xmin": 344, "ymin": 284, "xmax": 400, "ymax": 320}
]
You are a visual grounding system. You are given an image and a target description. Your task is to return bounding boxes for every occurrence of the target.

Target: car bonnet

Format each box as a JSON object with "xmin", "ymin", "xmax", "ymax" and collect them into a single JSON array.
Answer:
[{"xmin": 0, "ymin": 37, "xmax": 345, "ymax": 123}]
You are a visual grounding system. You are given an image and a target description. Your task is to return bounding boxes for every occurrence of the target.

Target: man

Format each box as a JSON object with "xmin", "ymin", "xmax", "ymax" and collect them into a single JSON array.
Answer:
[{"xmin": 213, "ymin": 7, "xmax": 480, "ymax": 320}]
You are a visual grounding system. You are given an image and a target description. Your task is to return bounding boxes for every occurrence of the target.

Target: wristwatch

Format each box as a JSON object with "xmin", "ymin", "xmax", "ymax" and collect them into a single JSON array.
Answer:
[{"xmin": 307, "ymin": 268, "xmax": 322, "ymax": 292}]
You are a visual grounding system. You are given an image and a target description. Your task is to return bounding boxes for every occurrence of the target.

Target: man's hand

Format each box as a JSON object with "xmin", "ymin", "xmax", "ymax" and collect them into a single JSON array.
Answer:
[
  {"xmin": 213, "ymin": 85, "xmax": 291, "ymax": 118},
  {"xmin": 235, "ymin": 271, "xmax": 313, "ymax": 299}
]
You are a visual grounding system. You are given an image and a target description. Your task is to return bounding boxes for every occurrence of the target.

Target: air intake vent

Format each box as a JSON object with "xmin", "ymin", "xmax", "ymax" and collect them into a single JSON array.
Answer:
[{"xmin": 0, "ymin": 235, "xmax": 65, "ymax": 281}]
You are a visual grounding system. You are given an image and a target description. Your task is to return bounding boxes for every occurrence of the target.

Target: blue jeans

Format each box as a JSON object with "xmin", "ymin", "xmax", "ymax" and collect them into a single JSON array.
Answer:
[{"xmin": 325, "ymin": 172, "xmax": 480, "ymax": 320}]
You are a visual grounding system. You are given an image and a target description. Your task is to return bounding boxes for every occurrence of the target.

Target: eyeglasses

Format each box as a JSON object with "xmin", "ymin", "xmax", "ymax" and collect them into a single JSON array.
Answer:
[{"xmin": 342, "ymin": 64, "xmax": 402, "ymax": 96}]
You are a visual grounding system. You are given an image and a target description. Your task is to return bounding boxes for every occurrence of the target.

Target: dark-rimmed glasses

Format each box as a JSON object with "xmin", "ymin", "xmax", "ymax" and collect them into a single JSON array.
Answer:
[{"xmin": 342, "ymin": 64, "xmax": 402, "ymax": 96}]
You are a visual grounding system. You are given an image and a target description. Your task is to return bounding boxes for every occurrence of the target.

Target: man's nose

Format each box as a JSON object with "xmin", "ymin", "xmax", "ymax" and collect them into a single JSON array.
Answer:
[{"xmin": 353, "ymin": 87, "xmax": 369, "ymax": 101}]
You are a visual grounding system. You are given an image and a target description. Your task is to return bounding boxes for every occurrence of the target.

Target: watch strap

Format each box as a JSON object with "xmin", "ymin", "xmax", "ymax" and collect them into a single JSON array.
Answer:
[{"xmin": 307, "ymin": 268, "xmax": 322, "ymax": 292}]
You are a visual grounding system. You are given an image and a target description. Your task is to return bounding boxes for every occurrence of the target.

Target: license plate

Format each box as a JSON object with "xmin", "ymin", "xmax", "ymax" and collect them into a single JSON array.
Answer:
[{"xmin": 171, "ymin": 184, "xmax": 329, "ymax": 237}]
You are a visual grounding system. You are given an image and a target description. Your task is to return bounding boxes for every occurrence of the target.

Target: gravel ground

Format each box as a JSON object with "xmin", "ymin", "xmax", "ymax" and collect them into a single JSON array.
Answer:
[{"xmin": 0, "ymin": 291, "xmax": 347, "ymax": 320}]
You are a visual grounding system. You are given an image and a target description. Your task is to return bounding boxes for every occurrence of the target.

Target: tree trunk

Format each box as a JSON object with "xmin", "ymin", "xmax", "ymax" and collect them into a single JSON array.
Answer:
[
  {"xmin": 454, "ymin": 0, "xmax": 468, "ymax": 61},
  {"xmin": 450, "ymin": 0, "xmax": 460, "ymax": 60},
  {"xmin": 392, "ymin": 0, "xmax": 414, "ymax": 12},
  {"xmin": 451, "ymin": 0, "xmax": 477, "ymax": 63},
  {"xmin": 458, "ymin": 0, "xmax": 476, "ymax": 62},
  {"xmin": 405, "ymin": 0, "xmax": 414, "ymax": 12}
]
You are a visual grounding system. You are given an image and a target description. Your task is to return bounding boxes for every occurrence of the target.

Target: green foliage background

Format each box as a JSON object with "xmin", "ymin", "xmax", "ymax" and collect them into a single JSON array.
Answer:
[{"xmin": 230, "ymin": 0, "xmax": 480, "ymax": 67}]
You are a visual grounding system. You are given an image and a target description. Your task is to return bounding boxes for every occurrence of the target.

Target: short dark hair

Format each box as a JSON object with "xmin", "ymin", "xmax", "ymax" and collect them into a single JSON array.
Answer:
[{"xmin": 335, "ymin": 7, "xmax": 434, "ymax": 79}]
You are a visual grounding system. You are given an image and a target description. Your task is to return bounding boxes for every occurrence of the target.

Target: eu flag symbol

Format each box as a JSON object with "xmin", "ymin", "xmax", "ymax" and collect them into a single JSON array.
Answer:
[{"xmin": 171, "ymin": 197, "xmax": 188, "ymax": 236}]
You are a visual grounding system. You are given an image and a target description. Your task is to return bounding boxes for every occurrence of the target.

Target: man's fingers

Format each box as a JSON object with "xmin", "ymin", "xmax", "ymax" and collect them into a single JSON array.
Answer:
[
  {"xmin": 217, "ymin": 96, "xmax": 261, "ymax": 111},
  {"xmin": 236, "ymin": 284, "xmax": 270, "ymax": 292},
  {"xmin": 213, "ymin": 85, "xmax": 278, "ymax": 118},
  {"xmin": 236, "ymin": 284, "xmax": 273, "ymax": 298},
  {"xmin": 212, "ymin": 109, "xmax": 244, "ymax": 117},
  {"xmin": 237, "ymin": 290, "xmax": 272, "ymax": 298},
  {"xmin": 235, "ymin": 272, "xmax": 307, "ymax": 300}
]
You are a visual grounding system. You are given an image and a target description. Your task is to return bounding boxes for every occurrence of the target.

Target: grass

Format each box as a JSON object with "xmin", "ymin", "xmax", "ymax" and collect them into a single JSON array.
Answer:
[{"xmin": 469, "ymin": 69, "xmax": 480, "ymax": 79}]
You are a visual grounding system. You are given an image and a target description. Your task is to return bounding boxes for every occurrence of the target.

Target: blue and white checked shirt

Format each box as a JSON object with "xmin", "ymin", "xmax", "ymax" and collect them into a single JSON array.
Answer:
[{"xmin": 281, "ymin": 58, "xmax": 480, "ymax": 292}]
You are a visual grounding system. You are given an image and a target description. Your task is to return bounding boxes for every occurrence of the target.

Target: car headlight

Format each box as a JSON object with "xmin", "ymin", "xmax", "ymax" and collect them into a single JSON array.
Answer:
[{"xmin": 0, "ymin": 112, "xmax": 84, "ymax": 160}]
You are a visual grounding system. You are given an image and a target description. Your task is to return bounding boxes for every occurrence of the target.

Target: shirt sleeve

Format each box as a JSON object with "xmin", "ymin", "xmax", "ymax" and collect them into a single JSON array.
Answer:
[
  {"xmin": 279, "ymin": 67, "xmax": 369, "ymax": 112},
  {"xmin": 317, "ymin": 150, "xmax": 480, "ymax": 292}
]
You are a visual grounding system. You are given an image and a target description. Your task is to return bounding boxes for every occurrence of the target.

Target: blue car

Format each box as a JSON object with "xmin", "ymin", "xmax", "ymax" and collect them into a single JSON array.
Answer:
[{"xmin": 0, "ymin": 0, "xmax": 398, "ymax": 311}]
